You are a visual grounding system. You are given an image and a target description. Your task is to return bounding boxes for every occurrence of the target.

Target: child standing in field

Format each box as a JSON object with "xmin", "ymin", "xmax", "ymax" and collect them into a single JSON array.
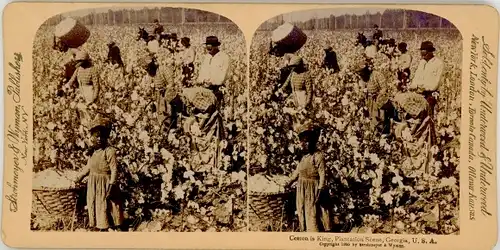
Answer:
[
  {"xmin": 285, "ymin": 120, "xmax": 331, "ymax": 232},
  {"xmin": 74, "ymin": 115, "xmax": 124, "ymax": 231}
]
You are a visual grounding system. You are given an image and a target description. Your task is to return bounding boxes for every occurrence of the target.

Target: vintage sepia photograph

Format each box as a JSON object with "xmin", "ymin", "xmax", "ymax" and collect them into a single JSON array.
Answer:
[
  {"xmin": 248, "ymin": 8, "xmax": 462, "ymax": 234},
  {"xmin": 31, "ymin": 6, "xmax": 247, "ymax": 232}
]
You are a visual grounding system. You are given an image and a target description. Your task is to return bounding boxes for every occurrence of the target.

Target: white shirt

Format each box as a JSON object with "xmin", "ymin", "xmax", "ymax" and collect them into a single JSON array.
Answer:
[
  {"xmin": 179, "ymin": 46, "xmax": 196, "ymax": 65},
  {"xmin": 147, "ymin": 40, "xmax": 160, "ymax": 54},
  {"xmin": 365, "ymin": 45, "xmax": 377, "ymax": 59},
  {"xmin": 398, "ymin": 53, "xmax": 412, "ymax": 70},
  {"xmin": 197, "ymin": 51, "xmax": 231, "ymax": 86},
  {"xmin": 410, "ymin": 57, "xmax": 444, "ymax": 91}
]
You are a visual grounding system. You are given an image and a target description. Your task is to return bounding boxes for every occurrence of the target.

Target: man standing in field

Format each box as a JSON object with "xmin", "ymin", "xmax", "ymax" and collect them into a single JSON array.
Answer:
[
  {"xmin": 197, "ymin": 36, "xmax": 231, "ymax": 111},
  {"xmin": 409, "ymin": 41, "xmax": 444, "ymax": 119},
  {"xmin": 399, "ymin": 40, "xmax": 444, "ymax": 158}
]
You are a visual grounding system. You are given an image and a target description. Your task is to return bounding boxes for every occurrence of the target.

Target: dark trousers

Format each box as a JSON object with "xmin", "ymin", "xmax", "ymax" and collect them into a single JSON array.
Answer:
[{"xmin": 381, "ymin": 100, "xmax": 400, "ymax": 135}]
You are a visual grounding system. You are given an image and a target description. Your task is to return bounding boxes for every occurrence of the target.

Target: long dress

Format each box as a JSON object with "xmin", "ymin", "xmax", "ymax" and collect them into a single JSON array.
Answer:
[
  {"xmin": 291, "ymin": 151, "xmax": 331, "ymax": 232},
  {"xmin": 70, "ymin": 66, "xmax": 101, "ymax": 129},
  {"xmin": 81, "ymin": 147, "xmax": 123, "ymax": 229},
  {"xmin": 288, "ymin": 71, "xmax": 312, "ymax": 110}
]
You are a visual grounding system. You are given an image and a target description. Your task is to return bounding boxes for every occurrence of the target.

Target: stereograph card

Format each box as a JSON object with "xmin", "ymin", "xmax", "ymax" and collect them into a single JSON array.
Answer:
[{"xmin": 1, "ymin": 2, "xmax": 499, "ymax": 249}]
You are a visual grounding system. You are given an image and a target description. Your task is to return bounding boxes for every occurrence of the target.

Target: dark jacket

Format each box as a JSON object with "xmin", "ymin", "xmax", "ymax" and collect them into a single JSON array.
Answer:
[
  {"xmin": 154, "ymin": 24, "xmax": 164, "ymax": 35},
  {"xmin": 107, "ymin": 44, "xmax": 124, "ymax": 67},
  {"xmin": 322, "ymin": 51, "xmax": 340, "ymax": 73},
  {"xmin": 373, "ymin": 30, "xmax": 383, "ymax": 41}
]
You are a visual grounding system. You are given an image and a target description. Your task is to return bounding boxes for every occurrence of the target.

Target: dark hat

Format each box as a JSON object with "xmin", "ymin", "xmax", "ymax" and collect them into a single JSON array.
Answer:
[
  {"xmin": 398, "ymin": 42, "xmax": 407, "ymax": 51},
  {"xmin": 420, "ymin": 41, "xmax": 436, "ymax": 52},
  {"xmin": 171, "ymin": 33, "xmax": 178, "ymax": 40},
  {"xmin": 154, "ymin": 19, "xmax": 159, "ymax": 23},
  {"xmin": 324, "ymin": 46, "xmax": 333, "ymax": 51},
  {"xmin": 373, "ymin": 24, "xmax": 379, "ymax": 28},
  {"xmin": 204, "ymin": 36, "xmax": 221, "ymax": 46},
  {"xmin": 181, "ymin": 37, "xmax": 190, "ymax": 47}
]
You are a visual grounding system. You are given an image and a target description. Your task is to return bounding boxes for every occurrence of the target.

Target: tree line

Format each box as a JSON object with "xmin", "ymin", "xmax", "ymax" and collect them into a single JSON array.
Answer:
[
  {"xmin": 259, "ymin": 9, "xmax": 457, "ymax": 31},
  {"xmin": 43, "ymin": 8, "xmax": 234, "ymax": 26}
]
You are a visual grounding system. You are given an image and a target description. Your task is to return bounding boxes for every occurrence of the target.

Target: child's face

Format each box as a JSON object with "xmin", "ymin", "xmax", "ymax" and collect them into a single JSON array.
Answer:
[
  {"xmin": 90, "ymin": 130, "xmax": 103, "ymax": 148},
  {"xmin": 299, "ymin": 135, "xmax": 310, "ymax": 151}
]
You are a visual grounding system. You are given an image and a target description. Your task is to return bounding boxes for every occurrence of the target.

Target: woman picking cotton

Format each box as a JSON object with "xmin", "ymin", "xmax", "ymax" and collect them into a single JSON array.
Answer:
[
  {"xmin": 73, "ymin": 115, "xmax": 124, "ymax": 232},
  {"xmin": 277, "ymin": 55, "xmax": 313, "ymax": 121},
  {"xmin": 285, "ymin": 120, "xmax": 331, "ymax": 232},
  {"xmin": 67, "ymin": 51, "xmax": 100, "ymax": 105},
  {"xmin": 67, "ymin": 51, "xmax": 102, "ymax": 128}
]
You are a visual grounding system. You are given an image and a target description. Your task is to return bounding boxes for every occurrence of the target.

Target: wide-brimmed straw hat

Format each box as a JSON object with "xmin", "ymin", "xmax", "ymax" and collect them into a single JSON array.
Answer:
[
  {"xmin": 294, "ymin": 119, "xmax": 316, "ymax": 135},
  {"xmin": 288, "ymin": 55, "xmax": 303, "ymax": 66},
  {"xmin": 138, "ymin": 54, "xmax": 154, "ymax": 69},
  {"xmin": 89, "ymin": 114, "xmax": 112, "ymax": 133},
  {"xmin": 74, "ymin": 51, "xmax": 90, "ymax": 62}
]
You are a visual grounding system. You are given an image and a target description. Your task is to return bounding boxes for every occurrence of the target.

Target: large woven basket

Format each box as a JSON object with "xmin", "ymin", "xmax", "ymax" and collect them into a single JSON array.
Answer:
[
  {"xmin": 181, "ymin": 87, "xmax": 216, "ymax": 112},
  {"xmin": 32, "ymin": 186, "xmax": 82, "ymax": 218},
  {"xmin": 393, "ymin": 92, "xmax": 429, "ymax": 117},
  {"xmin": 249, "ymin": 190, "xmax": 291, "ymax": 222}
]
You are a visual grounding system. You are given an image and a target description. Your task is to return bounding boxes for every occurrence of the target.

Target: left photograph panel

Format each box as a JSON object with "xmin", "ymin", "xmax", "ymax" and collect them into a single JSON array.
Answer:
[{"xmin": 32, "ymin": 6, "xmax": 247, "ymax": 232}]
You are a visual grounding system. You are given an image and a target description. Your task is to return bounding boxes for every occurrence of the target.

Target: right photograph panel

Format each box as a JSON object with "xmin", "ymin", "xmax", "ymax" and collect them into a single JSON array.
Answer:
[{"xmin": 249, "ymin": 8, "xmax": 462, "ymax": 234}]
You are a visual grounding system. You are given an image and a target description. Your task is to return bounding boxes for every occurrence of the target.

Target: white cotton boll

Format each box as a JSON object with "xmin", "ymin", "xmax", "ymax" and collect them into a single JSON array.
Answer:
[
  {"xmin": 131, "ymin": 91, "xmax": 139, "ymax": 101},
  {"xmin": 256, "ymin": 127, "xmax": 265, "ymax": 135},
  {"xmin": 32, "ymin": 169, "xmax": 80, "ymax": 189}
]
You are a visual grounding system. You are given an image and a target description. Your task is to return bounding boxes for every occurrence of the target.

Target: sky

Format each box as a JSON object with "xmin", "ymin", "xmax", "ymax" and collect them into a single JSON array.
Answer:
[{"xmin": 280, "ymin": 8, "xmax": 388, "ymax": 22}]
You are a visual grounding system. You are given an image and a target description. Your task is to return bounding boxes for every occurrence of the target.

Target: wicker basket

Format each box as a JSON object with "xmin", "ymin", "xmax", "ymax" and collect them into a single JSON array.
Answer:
[
  {"xmin": 249, "ymin": 190, "xmax": 291, "ymax": 222},
  {"xmin": 32, "ymin": 186, "xmax": 82, "ymax": 218}
]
